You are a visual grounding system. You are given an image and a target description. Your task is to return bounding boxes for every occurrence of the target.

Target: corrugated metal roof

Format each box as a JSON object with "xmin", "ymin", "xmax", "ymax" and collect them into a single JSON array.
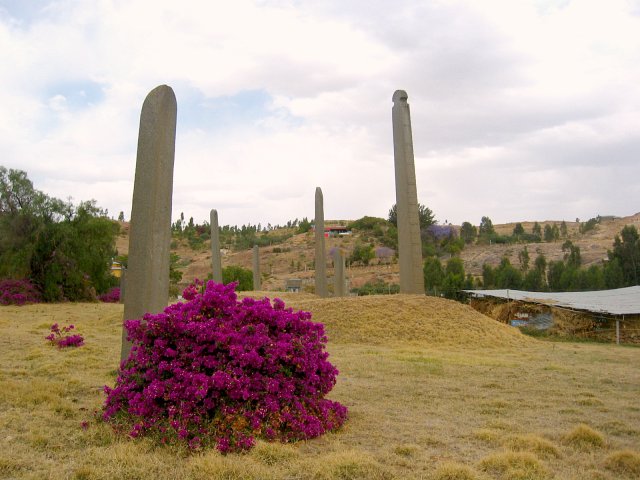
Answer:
[{"xmin": 463, "ymin": 286, "xmax": 640, "ymax": 316}]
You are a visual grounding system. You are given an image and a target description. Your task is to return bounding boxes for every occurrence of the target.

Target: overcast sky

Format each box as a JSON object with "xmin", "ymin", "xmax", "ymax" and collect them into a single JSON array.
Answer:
[{"xmin": 1, "ymin": 0, "xmax": 639, "ymax": 228}]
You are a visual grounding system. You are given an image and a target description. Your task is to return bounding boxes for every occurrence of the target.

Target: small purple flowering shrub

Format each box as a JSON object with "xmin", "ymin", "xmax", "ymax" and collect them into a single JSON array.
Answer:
[
  {"xmin": 0, "ymin": 279, "xmax": 41, "ymax": 305},
  {"xmin": 103, "ymin": 280, "xmax": 347, "ymax": 453},
  {"xmin": 46, "ymin": 323, "xmax": 85, "ymax": 348},
  {"xmin": 98, "ymin": 287, "xmax": 120, "ymax": 303}
]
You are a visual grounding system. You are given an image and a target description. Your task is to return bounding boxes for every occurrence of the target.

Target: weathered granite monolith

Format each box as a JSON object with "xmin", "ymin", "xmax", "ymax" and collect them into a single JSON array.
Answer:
[
  {"xmin": 121, "ymin": 85, "xmax": 177, "ymax": 362},
  {"xmin": 392, "ymin": 90, "xmax": 425, "ymax": 294},
  {"xmin": 210, "ymin": 209, "xmax": 223, "ymax": 282},
  {"xmin": 253, "ymin": 245, "xmax": 261, "ymax": 290},
  {"xmin": 314, "ymin": 187, "xmax": 328, "ymax": 297},
  {"xmin": 333, "ymin": 249, "xmax": 345, "ymax": 297}
]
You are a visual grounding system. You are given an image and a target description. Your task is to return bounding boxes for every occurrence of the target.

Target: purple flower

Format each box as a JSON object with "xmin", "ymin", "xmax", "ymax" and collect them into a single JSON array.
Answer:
[
  {"xmin": 45, "ymin": 323, "xmax": 84, "ymax": 348},
  {"xmin": 0, "ymin": 279, "xmax": 41, "ymax": 305},
  {"xmin": 98, "ymin": 287, "xmax": 120, "ymax": 303},
  {"xmin": 102, "ymin": 280, "xmax": 347, "ymax": 452}
]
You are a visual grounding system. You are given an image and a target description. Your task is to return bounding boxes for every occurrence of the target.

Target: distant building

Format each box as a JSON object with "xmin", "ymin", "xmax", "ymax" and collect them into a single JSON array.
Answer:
[
  {"xmin": 312, "ymin": 225, "xmax": 352, "ymax": 237},
  {"xmin": 110, "ymin": 261, "xmax": 124, "ymax": 278},
  {"xmin": 285, "ymin": 279, "xmax": 302, "ymax": 293}
]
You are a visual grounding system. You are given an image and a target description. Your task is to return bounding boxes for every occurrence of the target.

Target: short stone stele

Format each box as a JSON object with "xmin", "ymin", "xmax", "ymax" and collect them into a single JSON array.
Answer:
[
  {"xmin": 315, "ymin": 187, "xmax": 328, "ymax": 297},
  {"xmin": 210, "ymin": 209, "xmax": 223, "ymax": 283}
]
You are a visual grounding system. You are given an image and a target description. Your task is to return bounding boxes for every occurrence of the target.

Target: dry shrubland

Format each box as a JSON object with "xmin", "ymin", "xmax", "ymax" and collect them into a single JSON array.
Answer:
[{"xmin": 1, "ymin": 294, "xmax": 639, "ymax": 479}]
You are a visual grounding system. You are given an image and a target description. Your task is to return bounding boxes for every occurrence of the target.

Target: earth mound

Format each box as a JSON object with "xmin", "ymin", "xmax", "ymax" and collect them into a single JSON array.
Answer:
[{"xmin": 253, "ymin": 294, "xmax": 534, "ymax": 348}]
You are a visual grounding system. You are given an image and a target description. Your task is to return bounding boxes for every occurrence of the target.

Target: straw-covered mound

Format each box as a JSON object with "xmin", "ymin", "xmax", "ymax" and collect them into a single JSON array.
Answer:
[{"xmin": 273, "ymin": 294, "xmax": 534, "ymax": 348}]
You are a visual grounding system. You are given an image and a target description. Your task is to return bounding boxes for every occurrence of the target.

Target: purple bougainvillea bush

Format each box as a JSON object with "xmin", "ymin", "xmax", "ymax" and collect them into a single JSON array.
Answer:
[
  {"xmin": 0, "ymin": 279, "xmax": 41, "ymax": 306},
  {"xmin": 98, "ymin": 287, "xmax": 120, "ymax": 303},
  {"xmin": 46, "ymin": 323, "xmax": 84, "ymax": 348},
  {"xmin": 103, "ymin": 280, "xmax": 347, "ymax": 453}
]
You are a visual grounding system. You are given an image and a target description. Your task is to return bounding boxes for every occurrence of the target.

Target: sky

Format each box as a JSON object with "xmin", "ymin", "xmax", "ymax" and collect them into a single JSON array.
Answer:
[{"xmin": 1, "ymin": 0, "xmax": 639, "ymax": 228}]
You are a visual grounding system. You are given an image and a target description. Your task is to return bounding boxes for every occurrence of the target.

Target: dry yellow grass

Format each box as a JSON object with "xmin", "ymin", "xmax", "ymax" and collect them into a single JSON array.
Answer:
[
  {"xmin": 602, "ymin": 449, "xmax": 640, "ymax": 477},
  {"xmin": 477, "ymin": 451, "xmax": 549, "ymax": 479},
  {"xmin": 282, "ymin": 294, "xmax": 534, "ymax": 348},
  {"xmin": 563, "ymin": 424, "xmax": 606, "ymax": 450},
  {"xmin": 1, "ymin": 296, "xmax": 639, "ymax": 479},
  {"xmin": 431, "ymin": 462, "xmax": 484, "ymax": 480},
  {"xmin": 501, "ymin": 434, "xmax": 560, "ymax": 459}
]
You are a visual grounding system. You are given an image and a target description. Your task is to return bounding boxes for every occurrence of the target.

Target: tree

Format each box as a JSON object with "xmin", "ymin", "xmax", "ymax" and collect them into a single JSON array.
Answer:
[
  {"xmin": 29, "ymin": 201, "xmax": 118, "ymax": 301},
  {"xmin": 513, "ymin": 223, "xmax": 525, "ymax": 239},
  {"xmin": 423, "ymin": 257, "xmax": 444, "ymax": 292},
  {"xmin": 562, "ymin": 240, "xmax": 581, "ymax": 268},
  {"xmin": 479, "ymin": 216, "xmax": 495, "ymax": 237},
  {"xmin": 0, "ymin": 167, "xmax": 117, "ymax": 301},
  {"xmin": 441, "ymin": 270, "xmax": 464, "ymax": 300},
  {"xmin": 169, "ymin": 253, "xmax": 183, "ymax": 286},
  {"xmin": 445, "ymin": 257, "xmax": 465, "ymax": 277},
  {"xmin": 494, "ymin": 257, "xmax": 522, "ymax": 289},
  {"xmin": 579, "ymin": 217, "xmax": 599, "ymax": 234},
  {"xmin": 222, "ymin": 265, "xmax": 253, "ymax": 291},
  {"xmin": 534, "ymin": 254, "xmax": 547, "ymax": 276},
  {"xmin": 349, "ymin": 242, "xmax": 375, "ymax": 266},
  {"xmin": 523, "ymin": 268, "xmax": 545, "ymax": 291},
  {"xmin": 441, "ymin": 257, "xmax": 466, "ymax": 299},
  {"xmin": 560, "ymin": 221, "xmax": 568, "ymax": 238},
  {"xmin": 518, "ymin": 246, "xmax": 530, "ymax": 272},
  {"xmin": 544, "ymin": 223, "xmax": 560, "ymax": 242},
  {"xmin": 608, "ymin": 225, "xmax": 640, "ymax": 286},
  {"xmin": 482, "ymin": 263, "xmax": 496, "ymax": 289},
  {"xmin": 297, "ymin": 217, "xmax": 312, "ymax": 234},
  {"xmin": 460, "ymin": 221, "xmax": 477, "ymax": 244},
  {"xmin": 388, "ymin": 203, "xmax": 436, "ymax": 230},
  {"xmin": 547, "ymin": 261, "xmax": 565, "ymax": 291},
  {"xmin": 532, "ymin": 222, "xmax": 542, "ymax": 238},
  {"xmin": 604, "ymin": 258, "xmax": 625, "ymax": 289}
]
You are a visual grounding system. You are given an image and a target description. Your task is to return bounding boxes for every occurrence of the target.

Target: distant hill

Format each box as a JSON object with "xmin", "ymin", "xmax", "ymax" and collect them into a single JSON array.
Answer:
[
  {"xmin": 460, "ymin": 213, "xmax": 640, "ymax": 277},
  {"xmin": 114, "ymin": 212, "xmax": 640, "ymax": 292}
]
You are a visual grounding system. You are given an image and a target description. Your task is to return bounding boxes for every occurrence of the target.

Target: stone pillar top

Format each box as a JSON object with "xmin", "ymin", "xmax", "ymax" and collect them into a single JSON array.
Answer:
[
  {"xmin": 149, "ymin": 84, "xmax": 176, "ymax": 107},
  {"xmin": 392, "ymin": 90, "xmax": 408, "ymax": 103}
]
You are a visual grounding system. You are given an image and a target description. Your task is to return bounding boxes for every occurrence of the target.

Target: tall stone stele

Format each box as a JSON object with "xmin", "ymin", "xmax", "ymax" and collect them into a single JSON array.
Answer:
[
  {"xmin": 210, "ymin": 209, "xmax": 223, "ymax": 282},
  {"xmin": 253, "ymin": 245, "xmax": 261, "ymax": 291},
  {"xmin": 314, "ymin": 187, "xmax": 328, "ymax": 297},
  {"xmin": 392, "ymin": 90, "xmax": 425, "ymax": 294},
  {"xmin": 121, "ymin": 85, "xmax": 177, "ymax": 362}
]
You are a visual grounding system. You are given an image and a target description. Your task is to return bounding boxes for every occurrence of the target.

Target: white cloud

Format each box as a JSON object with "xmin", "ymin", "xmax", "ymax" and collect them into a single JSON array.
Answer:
[{"xmin": 0, "ymin": 0, "xmax": 639, "ymax": 229}]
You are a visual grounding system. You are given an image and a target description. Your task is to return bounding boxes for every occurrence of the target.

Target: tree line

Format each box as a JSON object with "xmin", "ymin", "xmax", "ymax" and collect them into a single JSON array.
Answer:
[
  {"xmin": 168, "ymin": 213, "xmax": 314, "ymax": 252},
  {"xmin": 423, "ymin": 227, "xmax": 640, "ymax": 296},
  {"xmin": 0, "ymin": 167, "xmax": 118, "ymax": 301},
  {"xmin": 479, "ymin": 230, "xmax": 639, "ymax": 292}
]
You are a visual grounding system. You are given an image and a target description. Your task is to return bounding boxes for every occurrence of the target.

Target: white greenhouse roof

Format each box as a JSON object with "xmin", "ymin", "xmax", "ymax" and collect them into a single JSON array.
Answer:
[{"xmin": 463, "ymin": 286, "xmax": 640, "ymax": 316}]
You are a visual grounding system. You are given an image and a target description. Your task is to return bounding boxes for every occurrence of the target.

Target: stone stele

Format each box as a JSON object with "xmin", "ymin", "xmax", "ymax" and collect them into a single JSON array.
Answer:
[
  {"xmin": 253, "ymin": 245, "xmax": 261, "ymax": 291},
  {"xmin": 392, "ymin": 90, "xmax": 425, "ymax": 295},
  {"xmin": 210, "ymin": 209, "xmax": 223, "ymax": 282},
  {"xmin": 314, "ymin": 187, "xmax": 328, "ymax": 297},
  {"xmin": 121, "ymin": 85, "xmax": 177, "ymax": 361},
  {"xmin": 333, "ymin": 249, "xmax": 346, "ymax": 297}
]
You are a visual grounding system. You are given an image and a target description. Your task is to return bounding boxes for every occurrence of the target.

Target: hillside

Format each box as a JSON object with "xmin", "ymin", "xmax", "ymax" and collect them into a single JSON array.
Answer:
[
  {"xmin": 460, "ymin": 213, "xmax": 640, "ymax": 276},
  {"xmin": 115, "ymin": 212, "xmax": 640, "ymax": 292}
]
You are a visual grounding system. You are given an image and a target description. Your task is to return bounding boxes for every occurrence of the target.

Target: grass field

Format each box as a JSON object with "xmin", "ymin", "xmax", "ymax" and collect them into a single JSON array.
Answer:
[{"xmin": 1, "ymin": 295, "xmax": 639, "ymax": 479}]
